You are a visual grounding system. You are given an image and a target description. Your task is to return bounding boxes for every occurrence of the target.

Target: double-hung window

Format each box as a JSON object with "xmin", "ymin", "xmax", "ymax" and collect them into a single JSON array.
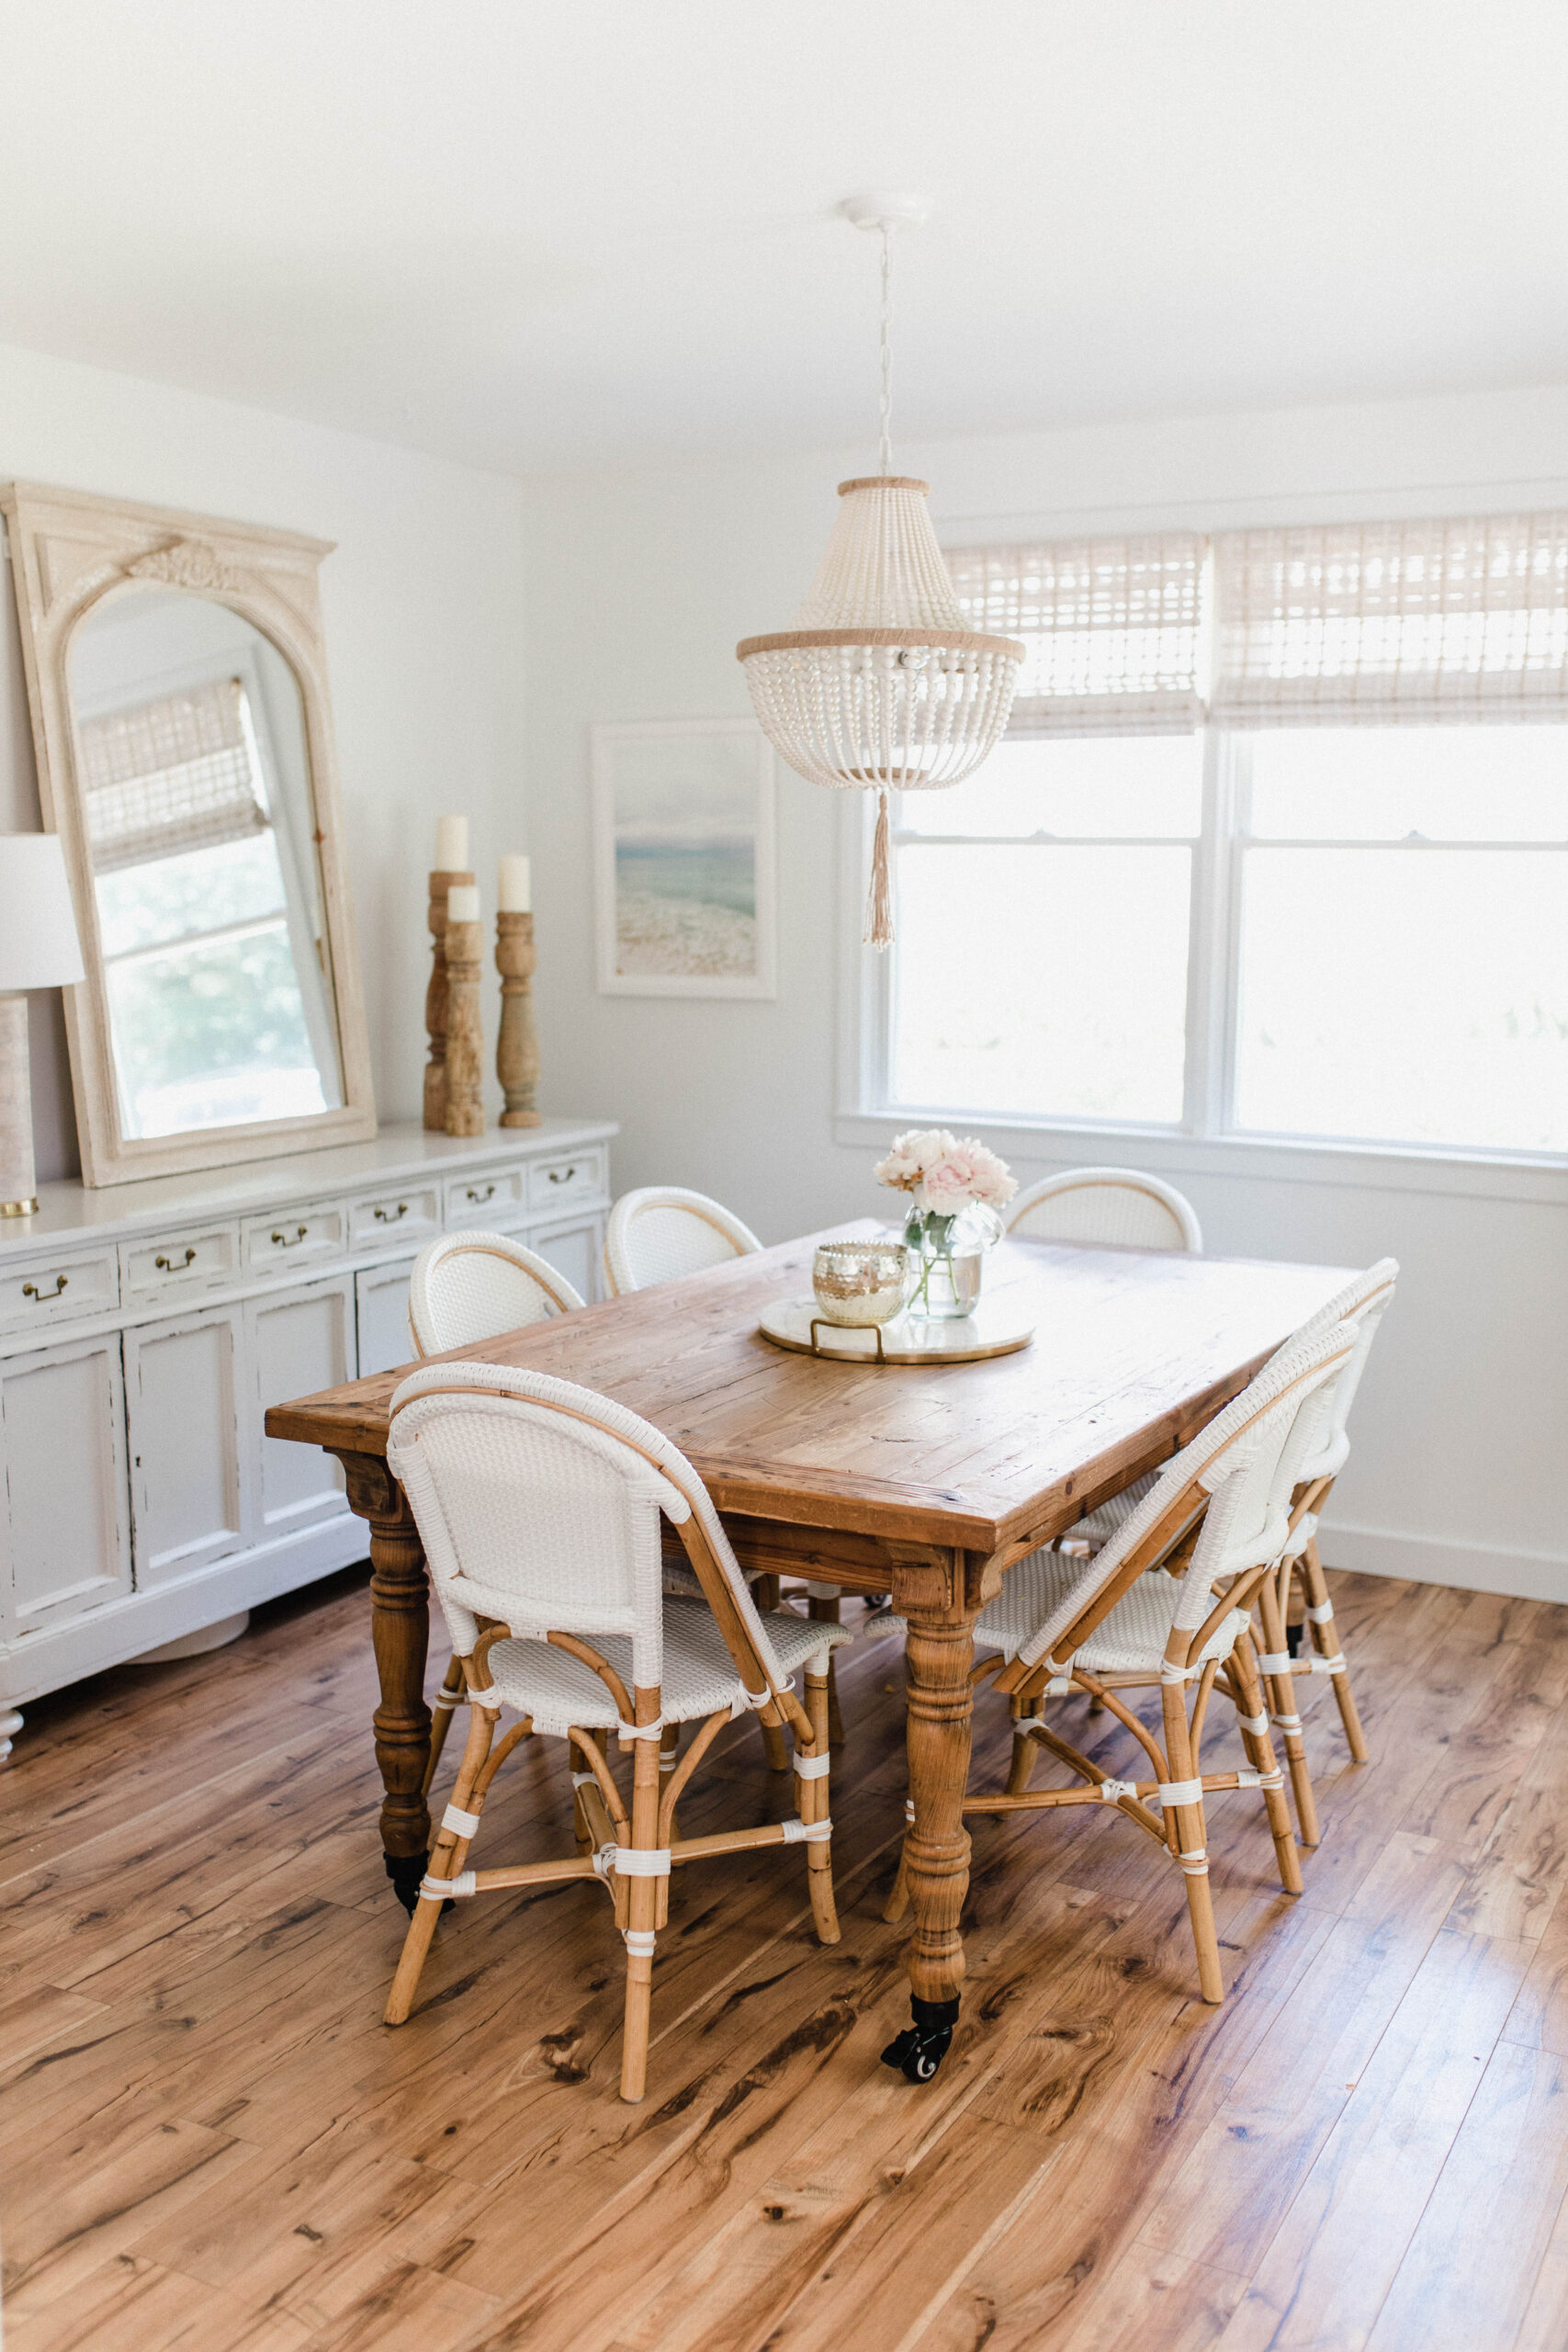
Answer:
[{"xmin": 873, "ymin": 513, "xmax": 1568, "ymax": 1161}]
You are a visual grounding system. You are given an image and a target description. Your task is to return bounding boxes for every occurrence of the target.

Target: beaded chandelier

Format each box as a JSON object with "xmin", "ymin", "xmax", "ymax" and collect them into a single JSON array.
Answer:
[{"xmin": 737, "ymin": 197, "xmax": 1023, "ymax": 946}]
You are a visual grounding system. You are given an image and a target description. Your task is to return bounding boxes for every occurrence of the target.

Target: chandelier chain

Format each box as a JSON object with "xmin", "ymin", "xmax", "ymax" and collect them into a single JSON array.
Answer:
[{"xmin": 878, "ymin": 222, "xmax": 894, "ymax": 476}]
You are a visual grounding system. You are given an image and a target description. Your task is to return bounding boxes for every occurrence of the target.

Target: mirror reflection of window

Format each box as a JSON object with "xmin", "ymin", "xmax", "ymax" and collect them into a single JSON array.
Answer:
[{"xmin": 70, "ymin": 594, "xmax": 344, "ymax": 1140}]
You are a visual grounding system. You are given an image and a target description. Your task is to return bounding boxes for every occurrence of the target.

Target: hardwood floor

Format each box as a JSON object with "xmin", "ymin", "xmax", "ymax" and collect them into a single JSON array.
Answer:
[{"xmin": 3, "ymin": 1564, "xmax": 1566, "ymax": 2351}]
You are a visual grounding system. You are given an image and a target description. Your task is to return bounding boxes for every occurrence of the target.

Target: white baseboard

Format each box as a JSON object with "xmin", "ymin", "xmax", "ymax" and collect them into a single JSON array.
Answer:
[
  {"xmin": 1319, "ymin": 1517, "xmax": 1568, "ymax": 1607},
  {"xmin": 0, "ymin": 1511, "xmax": 369, "ymax": 1709}
]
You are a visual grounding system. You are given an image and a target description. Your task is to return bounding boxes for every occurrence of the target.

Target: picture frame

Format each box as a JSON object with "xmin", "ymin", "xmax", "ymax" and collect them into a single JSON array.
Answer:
[{"xmin": 591, "ymin": 718, "xmax": 777, "ymax": 999}]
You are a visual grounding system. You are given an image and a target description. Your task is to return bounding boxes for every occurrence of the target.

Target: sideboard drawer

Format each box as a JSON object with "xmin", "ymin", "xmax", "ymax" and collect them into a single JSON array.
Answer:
[
  {"xmin": 0, "ymin": 1247, "xmax": 119, "ymax": 1336},
  {"xmin": 526, "ymin": 1147, "xmax": 607, "ymax": 1214},
  {"xmin": 121, "ymin": 1224, "xmax": 240, "ymax": 1305},
  {"xmin": 444, "ymin": 1170, "xmax": 525, "ymax": 1227},
  {"xmin": 241, "ymin": 1203, "xmax": 346, "ymax": 1272},
  {"xmin": 347, "ymin": 1186, "xmax": 440, "ymax": 1248}
]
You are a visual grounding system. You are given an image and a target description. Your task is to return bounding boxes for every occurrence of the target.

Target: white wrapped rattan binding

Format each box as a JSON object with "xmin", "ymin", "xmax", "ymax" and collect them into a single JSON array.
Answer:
[
  {"xmin": 1237, "ymin": 1710, "xmax": 1269, "ymax": 1736},
  {"xmin": 441, "ymin": 1804, "xmax": 481, "ymax": 1838},
  {"xmin": 432, "ymin": 1685, "xmax": 463, "ymax": 1712},
  {"xmin": 613, "ymin": 1847, "xmax": 671, "ymax": 1877},
  {"xmin": 1159, "ymin": 1660, "xmax": 1201, "ymax": 1684},
  {"xmin": 1270, "ymin": 1711, "xmax": 1303, "ymax": 1735},
  {"xmin": 1305, "ymin": 1601, "xmax": 1335, "ymax": 1624},
  {"xmin": 421, "ymin": 1870, "xmax": 477, "ymax": 1899},
  {"xmin": 570, "ymin": 1770, "xmax": 599, "ymax": 1790},
  {"xmin": 1257, "ymin": 1652, "xmax": 1294, "ymax": 1677},
  {"xmin": 1300, "ymin": 1653, "xmax": 1348, "ymax": 1677},
  {"xmin": 1157, "ymin": 1779, "xmax": 1204, "ymax": 1809},
  {"xmin": 623, "ymin": 1929, "xmax": 656, "ymax": 1957},
  {"xmin": 617, "ymin": 1716, "xmax": 664, "ymax": 1742},
  {"xmin": 781, "ymin": 1816, "xmax": 832, "ymax": 1844},
  {"xmin": 469, "ymin": 1684, "xmax": 503, "ymax": 1712},
  {"xmin": 1235, "ymin": 1766, "xmax": 1284, "ymax": 1792},
  {"xmin": 1176, "ymin": 1848, "xmax": 1209, "ymax": 1877},
  {"xmin": 1097, "ymin": 1779, "xmax": 1139, "ymax": 1803},
  {"xmin": 793, "ymin": 1749, "xmax": 831, "ymax": 1781}
]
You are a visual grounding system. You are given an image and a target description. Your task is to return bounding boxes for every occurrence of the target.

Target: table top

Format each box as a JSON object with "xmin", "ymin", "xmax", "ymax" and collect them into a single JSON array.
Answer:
[{"xmin": 265, "ymin": 1222, "xmax": 1353, "ymax": 1559}]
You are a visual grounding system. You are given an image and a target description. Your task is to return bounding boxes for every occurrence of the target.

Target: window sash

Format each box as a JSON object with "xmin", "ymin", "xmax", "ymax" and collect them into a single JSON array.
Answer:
[{"xmin": 868, "ymin": 725, "xmax": 1568, "ymax": 1164}]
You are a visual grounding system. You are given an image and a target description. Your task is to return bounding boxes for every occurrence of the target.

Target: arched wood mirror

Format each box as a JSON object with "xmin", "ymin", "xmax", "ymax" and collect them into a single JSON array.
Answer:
[{"xmin": 1, "ymin": 483, "xmax": 375, "ymax": 1185}]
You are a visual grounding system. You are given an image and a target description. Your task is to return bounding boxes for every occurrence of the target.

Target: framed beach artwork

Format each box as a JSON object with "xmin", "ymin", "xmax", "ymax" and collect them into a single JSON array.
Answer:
[{"xmin": 591, "ymin": 718, "xmax": 777, "ymax": 998}]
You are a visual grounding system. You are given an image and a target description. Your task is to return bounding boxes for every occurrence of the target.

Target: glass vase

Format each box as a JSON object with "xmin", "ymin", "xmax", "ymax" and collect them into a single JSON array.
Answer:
[{"xmin": 904, "ymin": 1204, "xmax": 1001, "ymax": 1320}]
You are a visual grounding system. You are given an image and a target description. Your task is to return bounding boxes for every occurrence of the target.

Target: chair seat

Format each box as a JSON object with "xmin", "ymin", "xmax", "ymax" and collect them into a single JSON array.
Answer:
[
  {"xmin": 975, "ymin": 1548, "xmax": 1250, "ymax": 1677},
  {"xmin": 481, "ymin": 1595, "xmax": 852, "ymax": 1737},
  {"xmin": 1068, "ymin": 1472, "xmax": 1158, "ymax": 1545},
  {"xmin": 663, "ymin": 1558, "xmax": 767, "ymax": 1596}
]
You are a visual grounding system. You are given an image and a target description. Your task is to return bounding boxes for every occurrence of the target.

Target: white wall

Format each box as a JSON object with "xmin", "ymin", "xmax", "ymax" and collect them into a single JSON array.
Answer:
[
  {"xmin": 521, "ymin": 384, "xmax": 1568, "ymax": 1602},
  {"xmin": 0, "ymin": 337, "xmax": 532, "ymax": 1176}
]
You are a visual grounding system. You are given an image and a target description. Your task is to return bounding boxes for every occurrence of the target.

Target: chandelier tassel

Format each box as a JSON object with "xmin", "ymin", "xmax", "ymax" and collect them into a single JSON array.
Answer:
[{"xmin": 864, "ymin": 789, "xmax": 895, "ymax": 950}]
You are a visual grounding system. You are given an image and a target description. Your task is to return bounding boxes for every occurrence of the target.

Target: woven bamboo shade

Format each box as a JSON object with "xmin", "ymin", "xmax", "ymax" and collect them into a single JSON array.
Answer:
[
  {"xmin": 78, "ymin": 676, "xmax": 269, "ymax": 873},
  {"xmin": 736, "ymin": 210, "xmax": 1022, "ymax": 946},
  {"xmin": 1212, "ymin": 514, "xmax": 1568, "ymax": 726},
  {"xmin": 946, "ymin": 534, "xmax": 1206, "ymax": 737}
]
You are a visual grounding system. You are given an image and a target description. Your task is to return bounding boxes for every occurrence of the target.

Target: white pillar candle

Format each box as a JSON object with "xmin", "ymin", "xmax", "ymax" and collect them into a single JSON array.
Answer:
[
  {"xmin": 445, "ymin": 884, "xmax": 480, "ymax": 923},
  {"xmin": 498, "ymin": 854, "xmax": 532, "ymax": 913},
  {"xmin": 434, "ymin": 814, "xmax": 469, "ymax": 870}
]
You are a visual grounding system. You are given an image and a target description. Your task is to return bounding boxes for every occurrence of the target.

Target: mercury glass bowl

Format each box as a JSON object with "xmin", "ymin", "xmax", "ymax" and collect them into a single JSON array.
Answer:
[{"xmin": 811, "ymin": 1238, "xmax": 913, "ymax": 1326}]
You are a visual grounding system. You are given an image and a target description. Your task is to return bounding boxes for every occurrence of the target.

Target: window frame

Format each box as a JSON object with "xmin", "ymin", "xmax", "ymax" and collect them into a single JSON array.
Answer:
[{"xmin": 838, "ymin": 725, "xmax": 1568, "ymax": 1204}]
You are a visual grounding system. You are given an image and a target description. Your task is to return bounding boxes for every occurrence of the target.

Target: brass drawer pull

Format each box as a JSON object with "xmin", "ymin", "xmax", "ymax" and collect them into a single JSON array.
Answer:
[
  {"xmin": 22, "ymin": 1274, "xmax": 68, "ymax": 1302},
  {"xmin": 547, "ymin": 1166, "xmax": 577, "ymax": 1185},
  {"xmin": 272, "ymin": 1226, "xmax": 310, "ymax": 1249},
  {"xmin": 155, "ymin": 1248, "xmax": 197, "ymax": 1272},
  {"xmin": 466, "ymin": 1182, "xmax": 496, "ymax": 1204},
  {"xmin": 374, "ymin": 1203, "xmax": 410, "ymax": 1224}
]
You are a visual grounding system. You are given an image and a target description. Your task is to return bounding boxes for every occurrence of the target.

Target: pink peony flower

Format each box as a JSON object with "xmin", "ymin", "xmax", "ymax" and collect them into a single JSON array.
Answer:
[{"xmin": 874, "ymin": 1127, "xmax": 1016, "ymax": 1216}]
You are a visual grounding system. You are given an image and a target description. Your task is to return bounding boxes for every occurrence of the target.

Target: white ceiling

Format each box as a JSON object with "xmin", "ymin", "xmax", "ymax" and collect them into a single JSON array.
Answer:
[{"xmin": 2, "ymin": 0, "xmax": 1566, "ymax": 475}]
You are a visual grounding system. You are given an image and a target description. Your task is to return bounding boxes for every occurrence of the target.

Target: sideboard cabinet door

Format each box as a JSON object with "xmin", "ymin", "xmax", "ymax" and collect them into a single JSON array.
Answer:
[
  {"xmin": 124, "ymin": 1306, "xmax": 248, "ymax": 1586},
  {"xmin": 527, "ymin": 1212, "xmax": 604, "ymax": 1307},
  {"xmin": 245, "ymin": 1273, "xmax": 355, "ymax": 1543},
  {"xmin": 355, "ymin": 1254, "xmax": 419, "ymax": 1379},
  {"xmin": 0, "ymin": 1333, "xmax": 132, "ymax": 1638}
]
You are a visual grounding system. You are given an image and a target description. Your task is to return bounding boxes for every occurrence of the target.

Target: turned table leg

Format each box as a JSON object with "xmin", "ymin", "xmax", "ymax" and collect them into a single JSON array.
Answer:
[
  {"xmin": 883, "ymin": 1575, "xmax": 977, "ymax": 2084},
  {"xmin": 333, "ymin": 1451, "xmax": 433, "ymax": 1912}
]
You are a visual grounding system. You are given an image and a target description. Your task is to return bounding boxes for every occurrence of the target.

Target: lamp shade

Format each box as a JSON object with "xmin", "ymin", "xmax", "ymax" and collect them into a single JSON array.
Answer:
[{"xmin": 0, "ymin": 834, "xmax": 86, "ymax": 990}]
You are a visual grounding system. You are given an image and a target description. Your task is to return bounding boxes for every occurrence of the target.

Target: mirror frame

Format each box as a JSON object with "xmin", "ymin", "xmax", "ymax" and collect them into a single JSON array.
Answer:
[{"xmin": 1, "ymin": 481, "xmax": 376, "ymax": 1185}]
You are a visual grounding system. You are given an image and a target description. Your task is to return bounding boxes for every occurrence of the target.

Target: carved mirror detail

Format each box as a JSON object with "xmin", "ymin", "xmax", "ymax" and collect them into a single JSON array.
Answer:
[{"xmin": 2, "ymin": 484, "xmax": 375, "ymax": 1184}]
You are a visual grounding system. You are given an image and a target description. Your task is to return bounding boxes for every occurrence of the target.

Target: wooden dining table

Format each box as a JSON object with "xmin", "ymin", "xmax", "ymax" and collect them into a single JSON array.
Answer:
[{"xmin": 265, "ymin": 1219, "xmax": 1351, "ymax": 2075}]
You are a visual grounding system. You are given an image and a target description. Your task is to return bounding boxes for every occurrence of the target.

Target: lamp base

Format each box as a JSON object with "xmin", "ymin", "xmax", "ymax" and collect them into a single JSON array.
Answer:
[{"xmin": 1, "ymin": 1197, "xmax": 39, "ymax": 1218}]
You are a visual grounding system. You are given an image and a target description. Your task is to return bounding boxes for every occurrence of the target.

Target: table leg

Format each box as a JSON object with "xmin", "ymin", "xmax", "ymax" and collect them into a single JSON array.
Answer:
[
  {"xmin": 333, "ymin": 1451, "xmax": 433, "ymax": 1913},
  {"xmin": 883, "ymin": 1591, "xmax": 976, "ymax": 2084}
]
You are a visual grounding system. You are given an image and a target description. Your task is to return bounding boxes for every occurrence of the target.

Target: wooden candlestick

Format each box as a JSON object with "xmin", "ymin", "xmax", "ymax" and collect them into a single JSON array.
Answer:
[
  {"xmin": 442, "ymin": 912, "xmax": 486, "ymax": 1137},
  {"xmin": 495, "ymin": 910, "xmax": 541, "ymax": 1128},
  {"xmin": 423, "ymin": 868, "xmax": 474, "ymax": 1133}
]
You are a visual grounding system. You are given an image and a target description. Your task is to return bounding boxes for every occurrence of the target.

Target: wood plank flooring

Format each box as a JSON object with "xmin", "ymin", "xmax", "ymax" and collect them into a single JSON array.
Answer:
[{"xmin": 3, "ymin": 1563, "xmax": 1566, "ymax": 2351}]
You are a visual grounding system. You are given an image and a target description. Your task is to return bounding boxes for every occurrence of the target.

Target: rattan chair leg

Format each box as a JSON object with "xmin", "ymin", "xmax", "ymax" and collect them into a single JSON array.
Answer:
[
  {"xmin": 386, "ymin": 1697, "xmax": 496, "ymax": 2026},
  {"xmin": 1231, "ymin": 1629, "xmax": 1302, "ymax": 1894},
  {"xmin": 1005, "ymin": 1691, "xmax": 1039, "ymax": 1796},
  {"xmin": 807, "ymin": 1594, "xmax": 847, "ymax": 1746},
  {"xmin": 1161, "ymin": 1681, "xmax": 1224, "ymax": 2003},
  {"xmin": 421, "ymin": 1656, "xmax": 468, "ymax": 1796},
  {"xmin": 1301, "ymin": 1537, "xmax": 1370, "ymax": 1762},
  {"xmin": 1256, "ymin": 1571, "xmax": 1320, "ymax": 1847},
  {"xmin": 761, "ymin": 1718, "xmax": 791, "ymax": 1773},
  {"xmin": 660, "ymin": 1722, "xmax": 682, "ymax": 1845},
  {"xmin": 802, "ymin": 1656, "xmax": 840, "ymax": 1944},
  {"xmin": 618, "ymin": 1687, "xmax": 664, "ymax": 2104}
]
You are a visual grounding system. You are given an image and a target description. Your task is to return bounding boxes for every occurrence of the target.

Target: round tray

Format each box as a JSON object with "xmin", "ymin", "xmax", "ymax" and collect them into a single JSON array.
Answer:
[{"xmin": 758, "ymin": 1296, "xmax": 1035, "ymax": 1365}]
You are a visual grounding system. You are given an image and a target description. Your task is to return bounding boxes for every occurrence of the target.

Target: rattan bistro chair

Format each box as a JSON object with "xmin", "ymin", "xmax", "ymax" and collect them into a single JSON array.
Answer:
[
  {"xmin": 1008, "ymin": 1170, "xmax": 1202, "ymax": 1555},
  {"xmin": 1245, "ymin": 1260, "xmax": 1398, "ymax": 1839},
  {"xmin": 410, "ymin": 1231, "xmax": 589, "ymax": 1789},
  {"xmin": 384, "ymin": 1362, "xmax": 852, "ymax": 2102},
  {"xmin": 604, "ymin": 1185, "xmax": 762, "ymax": 1296},
  {"xmin": 883, "ymin": 1324, "xmax": 1352, "ymax": 2043},
  {"xmin": 410, "ymin": 1229, "xmax": 586, "ymax": 1356}
]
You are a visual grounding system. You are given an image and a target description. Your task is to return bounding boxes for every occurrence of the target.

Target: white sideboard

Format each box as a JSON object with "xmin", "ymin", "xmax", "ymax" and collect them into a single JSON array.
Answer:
[{"xmin": 0, "ymin": 1116, "xmax": 616, "ymax": 1742}]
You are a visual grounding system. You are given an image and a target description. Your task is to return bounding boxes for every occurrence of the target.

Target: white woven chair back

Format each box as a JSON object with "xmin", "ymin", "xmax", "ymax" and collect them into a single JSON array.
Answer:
[
  {"xmin": 387, "ymin": 1361, "xmax": 791, "ymax": 1700},
  {"xmin": 604, "ymin": 1186, "xmax": 763, "ymax": 1294},
  {"xmin": 1006, "ymin": 1167, "xmax": 1201, "ymax": 1253},
  {"xmin": 409, "ymin": 1230, "xmax": 585, "ymax": 1357},
  {"xmin": 1278, "ymin": 1256, "xmax": 1398, "ymax": 1485},
  {"xmin": 1016, "ymin": 1320, "xmax": 1352, "ymax": 1672}
]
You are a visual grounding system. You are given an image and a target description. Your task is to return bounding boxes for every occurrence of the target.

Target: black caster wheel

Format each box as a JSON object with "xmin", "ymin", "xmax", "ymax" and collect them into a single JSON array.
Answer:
[
  {"xmin": 384, "ymin": 1850, "xmax": 450, "ymax": 1915},
  {"xmin": 881, "ymin": 1995, "xmax": 960, "ymax": 2083}
]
